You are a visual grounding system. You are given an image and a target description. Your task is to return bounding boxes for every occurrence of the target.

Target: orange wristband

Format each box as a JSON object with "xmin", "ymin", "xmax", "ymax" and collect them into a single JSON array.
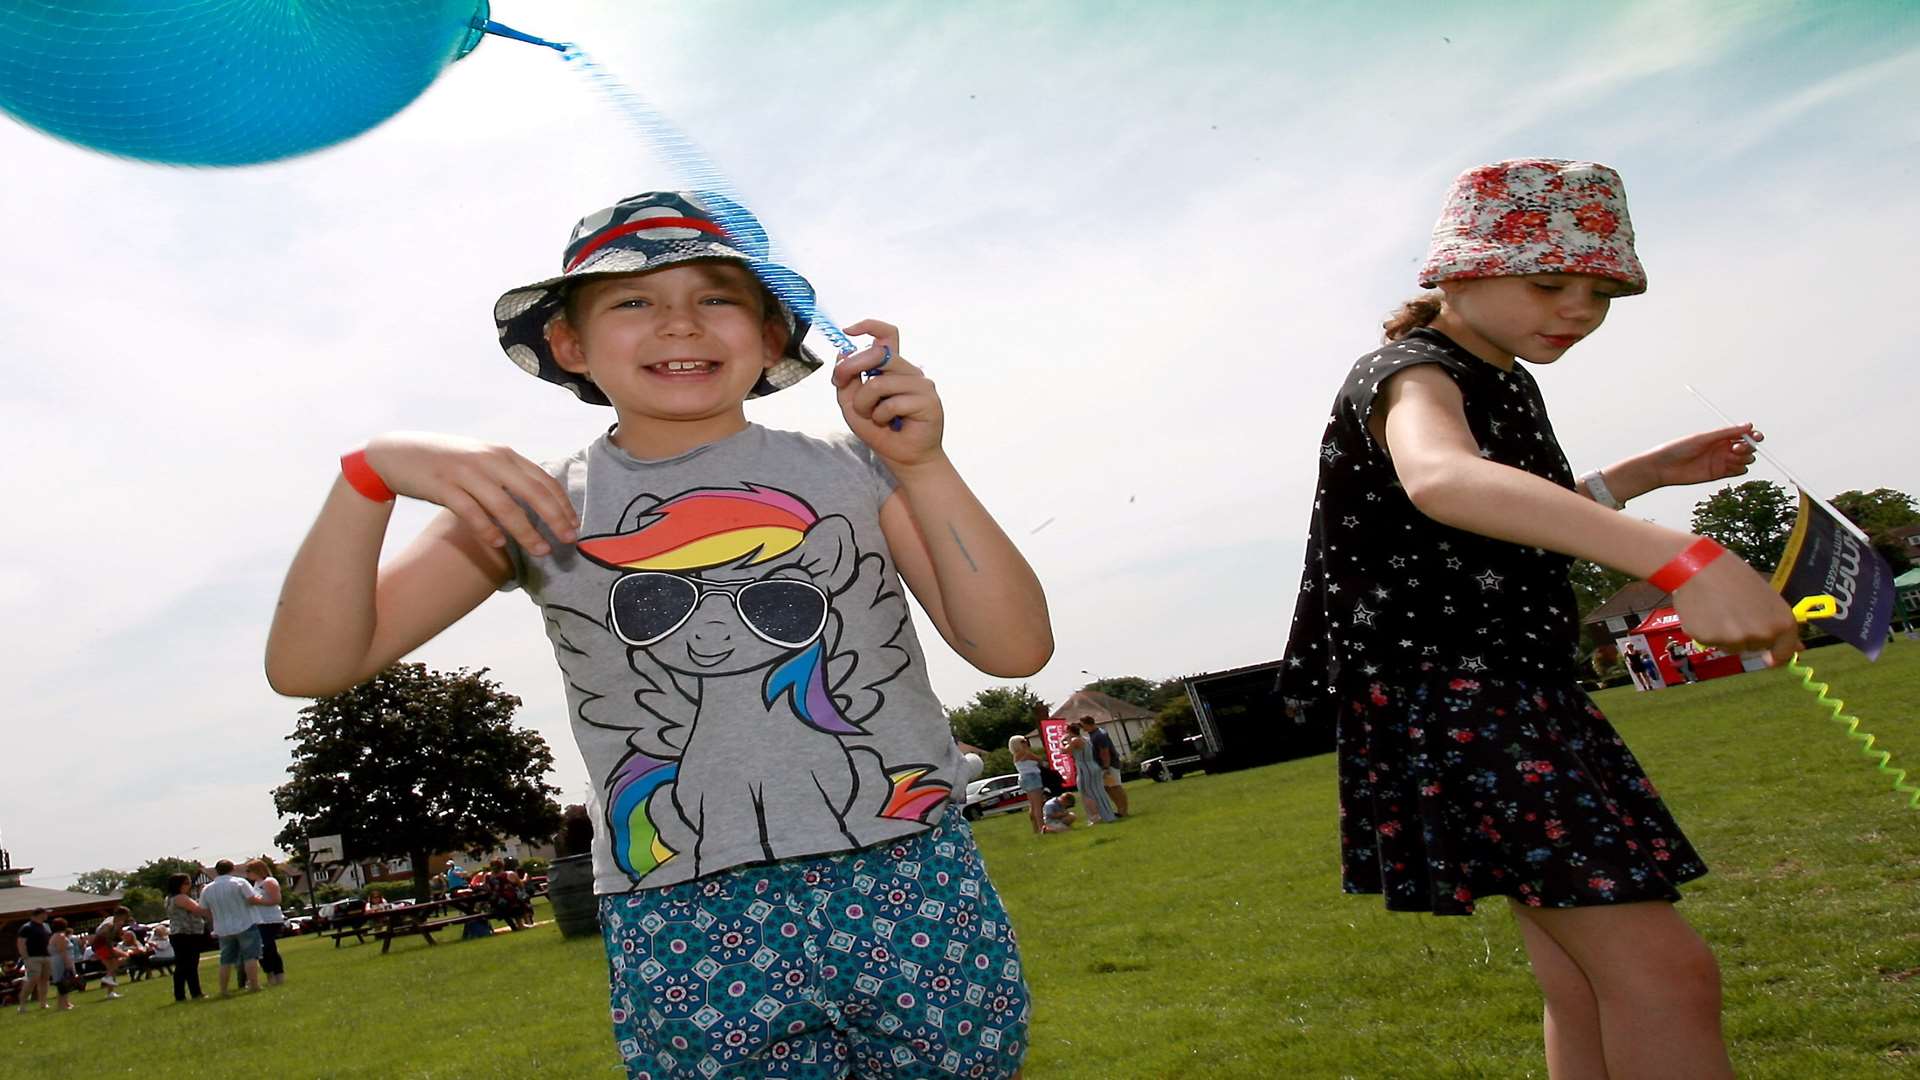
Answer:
[
  {"xmin": 340, "ymin": 449, "xmax": 396, "ymax": 503},
  {"xmin": 1649, "ymin": 537, "xmax": 1726, "ymax": 593}
]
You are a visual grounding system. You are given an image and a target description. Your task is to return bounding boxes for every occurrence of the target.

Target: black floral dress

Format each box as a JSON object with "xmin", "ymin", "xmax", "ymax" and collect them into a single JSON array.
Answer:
[{"xmin": 1278, "ymin": 328, "xmax": 1707, "ymax": 915}]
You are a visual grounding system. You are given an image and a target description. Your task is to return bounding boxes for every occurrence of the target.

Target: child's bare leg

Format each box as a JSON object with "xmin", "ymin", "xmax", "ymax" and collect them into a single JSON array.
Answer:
[
  {"xmin": 1509, "ymin": 900, "xmax": 1606, "ymax": 1079},
  {"xmin": 1511, "ymin": 900, "xmax": 1730, "ymax": 1079}
]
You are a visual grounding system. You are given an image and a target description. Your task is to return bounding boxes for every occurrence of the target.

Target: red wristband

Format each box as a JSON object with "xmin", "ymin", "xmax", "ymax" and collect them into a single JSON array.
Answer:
[
  {"xmin": 1649, "ymin": 537, "xmax": 1726, "ymax": 593},
  {"xmin": 340, "ymin": 448, "xmax": 396, "ymax": 503}
]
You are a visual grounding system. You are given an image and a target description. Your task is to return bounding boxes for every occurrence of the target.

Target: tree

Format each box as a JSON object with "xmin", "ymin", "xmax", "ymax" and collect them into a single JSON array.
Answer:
[
  {"xmin": 1569, "ymin": 560, "xmax": 1634, "ymax": 621},
  {"xmin": 272, "ymin": 663, "xmax": 564, "ymax": 904},
  {"xmin": 1691, "ymin": 480, "xmax": 1796, "ymax": 571},
  {"xmin": 1831, "ymin": 487, "xmax": 1920, "ymax": 573},
  {"xmin": 1130, "ymin": 691, "xmax": 1199, "ymax": 765},
  {"xmin": 1079, "ymin": 676, "xmax": 1157, "ymax": 710},
  {"xmin": 72, "ymin": 868, "xmax": 128, "ymax": 895},
  {"xmin": 975, "ymin": 747, "xmax": 1015, "ymax": 782},
  {"xmin": 945, "ymin": 684, "xmax": 1049, "ymax": 756},
  {"xmin": 1829, "ymin": 488, "xmax": 1920, "ymax": 533},
  {"xmin": 128, "ymin": 857, "xmax": 204, "ymax": 894},
  {"xmin": 119, "ymin": 886, "xmax": 165, "ymax": 922}
]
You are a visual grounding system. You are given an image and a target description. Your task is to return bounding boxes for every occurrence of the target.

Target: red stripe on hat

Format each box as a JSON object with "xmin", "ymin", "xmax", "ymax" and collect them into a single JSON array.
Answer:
[{"xmin": 565, "ymin": 217, "xmax": 729, "ymax": 272}]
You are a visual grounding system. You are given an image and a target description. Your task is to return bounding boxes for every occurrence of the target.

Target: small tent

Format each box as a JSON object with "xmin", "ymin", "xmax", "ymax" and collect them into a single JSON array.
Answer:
[{"xmin": 1630, "ymin": 607, "xmax": 1750, "ymax": 684}]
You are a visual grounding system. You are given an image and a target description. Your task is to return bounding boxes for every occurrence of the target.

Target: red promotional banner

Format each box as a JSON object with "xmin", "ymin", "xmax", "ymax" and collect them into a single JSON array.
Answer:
[{"xmin": 1038, "ymin": 715, "xmax": 1076, "ymax": 787}]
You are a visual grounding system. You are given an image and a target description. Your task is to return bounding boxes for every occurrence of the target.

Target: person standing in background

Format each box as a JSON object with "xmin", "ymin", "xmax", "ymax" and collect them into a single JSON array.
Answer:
[
  {"xmin": 13, "ymin": 907, "xmax": 52, "ymax": 1013},
  {"xmin": 201, "ymin": 859, "xmax": 266, "ymax": 994},
  {"xmin": 1065, "ymin": 721, "xmax": 1118, "ymax": 825},
  {"xmin": 1666, "ymin": 637, "xmax": 1699, "ymax": 684},
  {"xmin": 1009, "ymin": 734, "xmax": 1048, "ymax": 836},
  {"xmin": 163, "ymin": 873, "xmax": 211, "ymax": 1002},
  {"xmin": 45, "ymin": 918, "xmax": 76, "ymax": 1010},
  {"xmin": 246, "ymin": 858, "xmax": 289, "ymax": 986},
  {"xmin": 1083, "ymin": 715, "xmax": 1129, "ymax": 818}
]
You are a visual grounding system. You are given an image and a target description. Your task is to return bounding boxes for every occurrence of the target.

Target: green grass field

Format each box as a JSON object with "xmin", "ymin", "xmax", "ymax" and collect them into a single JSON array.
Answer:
[{"xmin": 8, "ymin": 641, "xmax": 1918, "ymax": 1078}]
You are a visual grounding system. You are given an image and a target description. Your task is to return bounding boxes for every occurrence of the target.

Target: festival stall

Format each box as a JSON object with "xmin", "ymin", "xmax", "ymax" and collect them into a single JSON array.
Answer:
[{"xmin": 1630, "ymin": 607, "xmax": 1753, "ymax": 684}]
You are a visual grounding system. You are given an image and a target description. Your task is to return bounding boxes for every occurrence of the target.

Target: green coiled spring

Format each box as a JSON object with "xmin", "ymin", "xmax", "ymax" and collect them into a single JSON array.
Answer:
[{"xmin": 1787, "ymin": 656, "xmax": 1918, "ymax": 810}]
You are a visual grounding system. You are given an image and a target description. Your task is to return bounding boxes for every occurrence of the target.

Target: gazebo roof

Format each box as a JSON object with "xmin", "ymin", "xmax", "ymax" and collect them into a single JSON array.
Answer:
[{"xmin": 0, "ymin": 882, "xmax": 123, "ymax": 921}]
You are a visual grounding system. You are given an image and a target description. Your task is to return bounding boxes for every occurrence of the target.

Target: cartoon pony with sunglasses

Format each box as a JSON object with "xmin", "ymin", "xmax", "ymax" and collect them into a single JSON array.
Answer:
[{"xmin": 543, "ymin": 484, "xmax": 951, "ymax": 887}]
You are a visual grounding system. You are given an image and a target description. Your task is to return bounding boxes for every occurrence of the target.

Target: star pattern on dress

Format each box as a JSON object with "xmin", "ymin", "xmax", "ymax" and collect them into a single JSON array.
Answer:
[{"xmin": 1276, "ymin": 330, "xmax": 1582, "ymax": 702}]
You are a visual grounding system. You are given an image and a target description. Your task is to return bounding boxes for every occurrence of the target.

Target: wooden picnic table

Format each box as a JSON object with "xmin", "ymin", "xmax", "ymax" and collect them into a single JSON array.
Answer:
[
  {"xmin": 326, "ymin": 884, "xmax": 536, "ymax": 952},
  {"xmin": 369, "ymin": 904, "xmax": 496, "ymax": 954}
]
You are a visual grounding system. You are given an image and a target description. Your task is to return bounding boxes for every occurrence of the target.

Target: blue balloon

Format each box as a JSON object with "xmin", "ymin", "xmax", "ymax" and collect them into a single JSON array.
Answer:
[{"xmin": 0, "ymin": 1, "xmax": 491, "ymax": 165}]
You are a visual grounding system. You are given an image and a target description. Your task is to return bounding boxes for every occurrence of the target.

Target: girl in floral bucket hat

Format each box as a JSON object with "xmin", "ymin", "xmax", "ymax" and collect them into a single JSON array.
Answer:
[
  {"xmin": 266, "ymin": 190, "xmax": 1051, "ymax": 1080},
  {"xmin": 1277, "ymin": 159, "xmax": 1797, "ymax": 1078}
]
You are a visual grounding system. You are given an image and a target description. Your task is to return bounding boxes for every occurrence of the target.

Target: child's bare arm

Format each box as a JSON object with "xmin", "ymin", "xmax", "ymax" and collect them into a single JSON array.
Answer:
[
  {"xmin": 1585, "ymin": 423, "xmax": 1761, "ymax": 503},
  {"xmin": 1374, "ymin": 366, "xmax": 1798, "ymax": 662},
  {"xmin": 832, "ymin": 320, "xmax": 1052, "ymax": 678},
  {"xmin": 879, "ymin": 467, "xmax": 1053, "ymax": 677},
  {"xmin": 264, "ymin": 434, "xmax": 578, "ymax": 697}
]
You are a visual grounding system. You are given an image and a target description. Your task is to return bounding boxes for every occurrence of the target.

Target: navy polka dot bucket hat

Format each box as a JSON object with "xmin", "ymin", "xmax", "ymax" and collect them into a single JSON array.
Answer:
[{"xmin": 492, "ymin": 191, "xmax": 825, "ymax": 405}]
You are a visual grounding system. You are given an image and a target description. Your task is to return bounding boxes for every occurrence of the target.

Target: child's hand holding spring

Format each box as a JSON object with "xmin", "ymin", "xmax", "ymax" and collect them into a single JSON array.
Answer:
[
  {"xmin": 832, "ymin": 319, "xmax": 946, "ymax": 471},
  {"xmin": 363, "ymin": 432, "xmax": 579, "ymax": 556}
]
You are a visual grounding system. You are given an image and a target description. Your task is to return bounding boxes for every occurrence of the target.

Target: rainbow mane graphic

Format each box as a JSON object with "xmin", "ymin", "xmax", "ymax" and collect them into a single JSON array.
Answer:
[
  {"xmin": 606, "ymin": 752, "xmax": 678, "ymax": 879},
  {"xmin": 581, "ymin": 486, "xmax": 816, "ymax": 572}
]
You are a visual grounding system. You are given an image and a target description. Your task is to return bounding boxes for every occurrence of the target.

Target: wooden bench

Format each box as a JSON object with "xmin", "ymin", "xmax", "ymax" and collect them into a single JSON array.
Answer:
[
  {"xmin": 328, "ymin": 919, "xmax": 371, "ymax": 948},
  {"xmin": 376, "ymin": 912, "xmax": 493, "ymax": 954}
]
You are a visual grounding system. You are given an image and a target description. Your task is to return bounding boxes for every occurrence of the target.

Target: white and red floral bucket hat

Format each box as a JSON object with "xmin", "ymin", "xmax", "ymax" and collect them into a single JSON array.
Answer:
[
  {"xmin": 493, "ymin": 191, "xmax": 825, "ymax": 405},
  {"xmin": 1419, "ymin": 159, "xmax": 1647, "ymax": 295}
]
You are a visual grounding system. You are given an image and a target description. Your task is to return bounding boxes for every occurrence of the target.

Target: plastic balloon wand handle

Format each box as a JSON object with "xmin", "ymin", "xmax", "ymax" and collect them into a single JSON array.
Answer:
[
  {"xmin": 474, "ymin": 19, "xmax": 567, "ymax": 52},
  {"xmin": 1789, "ymin": 595, "xmax": 1918, "ymax": 809}
]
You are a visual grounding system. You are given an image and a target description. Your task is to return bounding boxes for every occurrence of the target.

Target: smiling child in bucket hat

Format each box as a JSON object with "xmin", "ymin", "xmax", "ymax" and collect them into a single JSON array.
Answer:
[
  {"xmin": 265, "ymin": 190, "xmax": 1051, "ymax": 1079},
  {"xmin": 492, "ymin": 191, "xmax": 825, "ymax": 406},
  {"xmin": 1274, "ymin": 157, "xmax": 1797, "ymax": 1077}
]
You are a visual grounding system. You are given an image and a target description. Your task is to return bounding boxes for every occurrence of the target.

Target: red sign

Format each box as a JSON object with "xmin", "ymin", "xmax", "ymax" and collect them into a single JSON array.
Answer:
[{"xmin": 1038, "ymin": 715, "xmax": 1076, "ymax": 786}]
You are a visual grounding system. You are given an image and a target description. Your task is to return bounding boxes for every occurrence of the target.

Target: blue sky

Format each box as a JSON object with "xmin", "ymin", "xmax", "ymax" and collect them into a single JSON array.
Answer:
[{"xmin": 3, "ymin": 1, "xmax": 1915, "ymax": 885}]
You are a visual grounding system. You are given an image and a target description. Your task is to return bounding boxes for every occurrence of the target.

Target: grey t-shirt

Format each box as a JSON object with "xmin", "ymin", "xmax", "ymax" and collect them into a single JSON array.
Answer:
[{"xmin": 507, "ymin": 424, "xmax": 962, "ymax": 894}]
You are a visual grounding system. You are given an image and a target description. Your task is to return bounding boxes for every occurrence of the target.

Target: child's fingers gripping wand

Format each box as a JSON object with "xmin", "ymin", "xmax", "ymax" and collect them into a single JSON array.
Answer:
[
  {"xmin": 1788, "ymin": 595, "xmax": 1919, "ymax": 810},
  {"xmin": 473, "ymin": 20, "xmax": 904, "ymax": 430}
]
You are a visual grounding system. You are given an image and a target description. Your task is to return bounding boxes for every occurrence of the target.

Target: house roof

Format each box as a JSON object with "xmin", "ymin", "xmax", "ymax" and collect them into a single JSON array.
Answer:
[
  {"xmin": 1050, "ymin": 689, "xmax": 1156, "ymax": 725},
  {"xmin": 1582, "ymin": 581, "xmax": 1672, "ymax": 625},
  {"xmin": 0, "ymin": 883, "xmax": 125, "ymax": 921}
]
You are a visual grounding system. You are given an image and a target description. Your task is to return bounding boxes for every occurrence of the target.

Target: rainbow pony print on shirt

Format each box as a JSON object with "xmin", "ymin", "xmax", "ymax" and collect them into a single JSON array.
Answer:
[{"xmin": 544, "ymin": 483, "xmax": 949, "ymax": 887}]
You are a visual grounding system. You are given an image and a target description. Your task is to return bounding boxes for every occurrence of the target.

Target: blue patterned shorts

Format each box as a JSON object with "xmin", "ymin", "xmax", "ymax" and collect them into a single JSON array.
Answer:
[{"xmin": 601, "ymin": 812, "xmax": 1030, "ymax": 1079}]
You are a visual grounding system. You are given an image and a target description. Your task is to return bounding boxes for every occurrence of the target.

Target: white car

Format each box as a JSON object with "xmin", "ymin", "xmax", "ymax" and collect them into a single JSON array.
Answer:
[{"xmin": 961, "ymin": 773, "xmax": 1030, "ymax": 820}]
